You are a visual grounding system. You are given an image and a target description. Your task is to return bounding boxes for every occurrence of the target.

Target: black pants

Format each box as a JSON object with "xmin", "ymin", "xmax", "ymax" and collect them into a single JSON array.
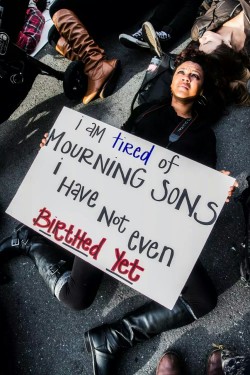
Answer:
[
  {"xmin": 50, "ymin": 0, "xmax": 202, "ymax": 43},
  {"xmin": 148, "ymin": 0, "xmax": 203, "ymax": 40},
  {"xmin": 59, "ymin": 256, "xmax": 217, "ymax": 319},
  {"xmin": 49, "ymin": 0, "xmax": 161, "ymax": 32}
]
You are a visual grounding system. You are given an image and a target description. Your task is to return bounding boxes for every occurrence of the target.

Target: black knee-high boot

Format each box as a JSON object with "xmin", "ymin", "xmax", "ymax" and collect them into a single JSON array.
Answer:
[
  {"xmin": 0, "ymin": 224, "xmax": 74, "ymax": 295},
  {"xmin": 84, "ymin": 297, "xmax": 195, "ymax": 375}
]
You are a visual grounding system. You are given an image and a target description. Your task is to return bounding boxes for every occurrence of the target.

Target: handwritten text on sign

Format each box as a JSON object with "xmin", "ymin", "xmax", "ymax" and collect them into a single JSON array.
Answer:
[{"xmin": 6, "ymin": 107, "xmax": 235, "ymax": 309}]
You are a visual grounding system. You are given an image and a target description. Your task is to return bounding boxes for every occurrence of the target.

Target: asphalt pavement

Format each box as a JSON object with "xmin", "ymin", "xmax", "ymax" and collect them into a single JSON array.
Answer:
[{"xmin": 0, "ymin": 24, "xmax": 250, "ymax": 375}]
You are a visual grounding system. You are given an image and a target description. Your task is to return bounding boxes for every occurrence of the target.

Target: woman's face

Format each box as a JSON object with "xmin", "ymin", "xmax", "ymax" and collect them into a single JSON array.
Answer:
[
  {"xmin": 198, "ymin": 31, "xmax": 226, "ymax": 53},
  {"xmin": 171, "ymin": 61, "xmax": 204, "ymax": 100}
]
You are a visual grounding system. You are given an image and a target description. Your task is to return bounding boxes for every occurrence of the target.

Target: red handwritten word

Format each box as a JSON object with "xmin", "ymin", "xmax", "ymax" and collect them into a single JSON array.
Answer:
[
  {"xmin": 111, "ymin": 248, "xmax": 144, "ymax": 282},
  {"xmin": 33, "ymin": 207, "xmax": 106, "ymax": 260}
]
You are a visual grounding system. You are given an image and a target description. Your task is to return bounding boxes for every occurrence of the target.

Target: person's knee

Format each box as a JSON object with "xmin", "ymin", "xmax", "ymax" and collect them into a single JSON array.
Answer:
[
  {"xmin": 196, "ymin": 292, "xmax": 218, "ymax": 318},
  {"xmin": 183, "ymin": 286, "xmax": 218, "ymax": 319}
]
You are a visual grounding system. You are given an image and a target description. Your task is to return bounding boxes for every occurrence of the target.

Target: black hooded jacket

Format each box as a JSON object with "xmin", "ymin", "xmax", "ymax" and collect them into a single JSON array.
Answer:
[{"xmin": 122, "ymin": 99, "xmax": 217, "ymax": 169}]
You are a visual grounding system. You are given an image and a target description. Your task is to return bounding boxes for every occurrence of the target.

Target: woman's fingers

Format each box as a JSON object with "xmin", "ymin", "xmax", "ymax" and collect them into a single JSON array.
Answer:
[
  {"xmin": 220, "ymin": 170, "xmax": 238, "ymax": 203},
  {"xmin": 39, "ymin": 133, "xmax": 49, "ymax": 148},
  {"xmin": 220, "ymin": 169, "xmax": 230, "ymax": 176}
]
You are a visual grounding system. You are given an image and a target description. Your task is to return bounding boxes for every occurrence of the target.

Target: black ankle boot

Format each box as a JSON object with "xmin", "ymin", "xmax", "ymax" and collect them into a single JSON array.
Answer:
[
  {"xmin": 27, "ymin": 241, "xmax": 74, "ymax": 295},
  {"xmin": 0, "ymin": 224, "xmax": 36, "ymax": 261},
  {"xmin": 0, "ymin": 224, "xmax": 74, "ymax": 295},
  {"xmin": 84, "ymin": 297, "xmax": 195, "ymax": 375}
]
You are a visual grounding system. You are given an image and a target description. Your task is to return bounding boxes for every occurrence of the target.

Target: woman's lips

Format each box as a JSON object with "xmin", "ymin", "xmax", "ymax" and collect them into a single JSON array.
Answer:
[{"xmin": 178, "ymin": 84, "xmax": 189, "ymax": 90}]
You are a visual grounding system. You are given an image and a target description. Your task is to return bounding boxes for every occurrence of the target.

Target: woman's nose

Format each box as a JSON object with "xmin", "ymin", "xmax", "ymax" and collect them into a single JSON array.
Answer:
[{"xmin": 182, "ymin": 75, "xmax": 190, "ymax": 82}]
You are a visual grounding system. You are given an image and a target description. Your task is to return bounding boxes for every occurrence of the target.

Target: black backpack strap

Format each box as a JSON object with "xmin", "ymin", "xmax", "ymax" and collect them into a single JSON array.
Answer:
[
  {"xmin": 130, "ymin": 53, "xmax": 175, "ymax": 113},
  {"xmin": 122, "ymin": 102, "xmax": 166, "ymax": 134}
]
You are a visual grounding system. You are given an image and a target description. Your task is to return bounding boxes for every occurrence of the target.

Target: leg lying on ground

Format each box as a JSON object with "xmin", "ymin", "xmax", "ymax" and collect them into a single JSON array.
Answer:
[
  {"xmin": 0, "ymin": 224, "xmax": 103, "ymax": 310},
  {"xmin": 84, "ymin": 260, "xmax": 217, "ymax": 375}
]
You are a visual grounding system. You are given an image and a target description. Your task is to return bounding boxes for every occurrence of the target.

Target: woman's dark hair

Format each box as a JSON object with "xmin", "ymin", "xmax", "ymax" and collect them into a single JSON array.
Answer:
[
  {"xmin": 177, "ymin": 41, "xmax": 250, "ymax": 107},
  {"xmin": 174, "ymin": 43, "xmax": 228, "ymax": 121},
  {"xmin": 208, "ymin": 43, "xmax": 250, "ymax": 106}
]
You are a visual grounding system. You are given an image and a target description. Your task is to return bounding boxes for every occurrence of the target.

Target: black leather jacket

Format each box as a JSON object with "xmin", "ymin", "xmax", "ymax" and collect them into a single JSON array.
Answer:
[{"xmin": 191, "ymin": 0, "xmax": 250, "ymax": 52}]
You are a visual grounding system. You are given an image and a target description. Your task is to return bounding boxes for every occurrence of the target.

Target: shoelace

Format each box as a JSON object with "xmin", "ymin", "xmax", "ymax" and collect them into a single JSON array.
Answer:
[
  {"xmin": 156, "ymin": 31, "xmax": 171, "ymax": 40},
  {"xmin": 133, "ymin": 29, "xmax": 143, "ymax": 39}
]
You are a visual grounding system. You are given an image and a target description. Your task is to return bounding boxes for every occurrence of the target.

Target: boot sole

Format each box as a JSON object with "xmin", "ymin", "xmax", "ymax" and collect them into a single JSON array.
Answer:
[
  {"xmin": 142, "ymin": 22, "xmax": 163, "ymax": 58},
  {"xmin": 119, "ymin": 34, "xmax": 150, "ymax": 49},
  {"xmin": 99, "ymin": 60, "xmax": 122, "ymax": 99}
]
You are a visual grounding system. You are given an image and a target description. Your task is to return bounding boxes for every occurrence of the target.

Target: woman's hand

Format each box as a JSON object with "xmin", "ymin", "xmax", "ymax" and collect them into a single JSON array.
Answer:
[
  {"xmin": 39, "ymin": 132, "xmax": 48, "ymax": 149},
  {"xmin": 220, "ymin": 170, "xmax": 239, "ymax": 203}
]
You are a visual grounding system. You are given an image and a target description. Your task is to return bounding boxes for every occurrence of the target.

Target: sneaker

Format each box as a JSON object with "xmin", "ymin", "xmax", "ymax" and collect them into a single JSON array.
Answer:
[
  {"xmin": 157, "ymin": 30, "xmax": 171, "ymax": 42},
  {"xmin": 119, "ymin": 28, "xmax": 150, "ymax": 49},
  {"xmin": 142, "ymin": 21, "xmax": 171, "ymax": 58}
]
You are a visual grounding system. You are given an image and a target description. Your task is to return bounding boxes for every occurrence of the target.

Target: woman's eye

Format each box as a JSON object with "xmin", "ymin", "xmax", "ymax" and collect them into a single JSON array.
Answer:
[
  {"xmin": 177, "ymin": 70, "xmax": 184, "ymax": 74},
  {"xmin": 191, "ymin": 73, "xmax": 200, "ymax": 80}
]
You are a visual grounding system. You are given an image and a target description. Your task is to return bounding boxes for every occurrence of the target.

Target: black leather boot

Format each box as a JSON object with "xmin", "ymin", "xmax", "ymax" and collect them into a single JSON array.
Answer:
[
  {"xmin": 84, "ymin": 297, "xmax": 195, "ymax": 375},
  {"xmin": 27, "ymin": 240, "xmax": 74, "ymax": 295},
  {"xmin": 0, "ymin": 224, "xmax": 36, "ymax": 261},
  {"xmin": 0, "ymin": 224, "xmax": 74, "ymax": 295}
]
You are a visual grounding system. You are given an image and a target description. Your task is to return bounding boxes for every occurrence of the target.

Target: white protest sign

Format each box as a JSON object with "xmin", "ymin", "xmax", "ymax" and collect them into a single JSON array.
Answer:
[{"xmin": 6, "ymin": 106, "xmax": 235, "ymax": 309}]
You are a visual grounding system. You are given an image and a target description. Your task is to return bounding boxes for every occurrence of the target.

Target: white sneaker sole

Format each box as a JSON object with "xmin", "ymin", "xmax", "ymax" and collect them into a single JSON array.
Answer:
[
  {"xmin": 142, "ymin": 22, "xmax": 163, "ymax": 58},
  {"xmin": 119, "ymin": 34, "xmax": 150, "ymax": 49}
]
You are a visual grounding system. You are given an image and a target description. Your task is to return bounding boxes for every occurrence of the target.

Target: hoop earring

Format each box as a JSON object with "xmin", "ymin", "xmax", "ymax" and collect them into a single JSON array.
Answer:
[{"xmin": 197, "ymin": 94, "xmax": 207, "ymax": 106}]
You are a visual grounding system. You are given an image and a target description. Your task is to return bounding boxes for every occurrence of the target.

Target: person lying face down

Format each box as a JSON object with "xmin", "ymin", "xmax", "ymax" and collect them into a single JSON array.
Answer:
[
  {"xmin": 198, "ymin": 11, "xmax": 247, "ymax": 54},
  {"xmin": 190, "ymin": 0, "xmax": 250, "ymax": 105},
  {"xmin": 191, "ymin": 0, "xmax": 250, "ymax": 55}
]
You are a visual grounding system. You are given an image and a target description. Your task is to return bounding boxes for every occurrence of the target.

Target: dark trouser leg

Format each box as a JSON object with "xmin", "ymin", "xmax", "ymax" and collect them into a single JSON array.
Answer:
[
  {"xmin": 181, "ymin": 259, "xmax": 217, "ymax": 318},
  {"xmin": 27, "ymin": 238, "xmax": 103, "ymax": 310},
  {"xmin": 84, "ymin": 259, "xmax": 217, "ymax": 375},
  {"xmin": 148, "ymin": 0, "xmax": 183, "ymax": 30},
  {"xmin": 56, "ymin": 256, "xmax": 103, "ymax": 310},
  {"xmin": 148, "ymin": 0, "xmax": 202, "ymax": 40},
  {"xmin": 49, "ymin": 0, "xmax": 160, "ymax": 31},
  {"xmin": 166, "ymin": 0, "xmax": 203, "ymax": 40},
  {"xmin": 0, "ymin": 225, "xmax": 103, "ymax": 311}
]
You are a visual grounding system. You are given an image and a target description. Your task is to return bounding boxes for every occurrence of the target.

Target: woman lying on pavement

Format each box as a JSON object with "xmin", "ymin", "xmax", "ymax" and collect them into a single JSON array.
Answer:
[
  {"xmin": 0, "ymin": 48, "xmax": 239, "ymax": 375},
  {"xmin": 143, "ymin": 0, "xmax": 250, "ymax": 106}
]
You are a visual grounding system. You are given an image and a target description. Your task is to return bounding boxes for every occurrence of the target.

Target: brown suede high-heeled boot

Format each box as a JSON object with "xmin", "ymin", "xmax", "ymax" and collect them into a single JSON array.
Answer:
[
  {"xmin": 55, "ymin": 35, "xmax": 78, "ymax": 60},
  {"xmin": 48, "ymin": 24, "xmax": 78, "ymax": 60},
  {"xmin": 52, "ymin": 9, "xmax": 121, "ymax": 104}
]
